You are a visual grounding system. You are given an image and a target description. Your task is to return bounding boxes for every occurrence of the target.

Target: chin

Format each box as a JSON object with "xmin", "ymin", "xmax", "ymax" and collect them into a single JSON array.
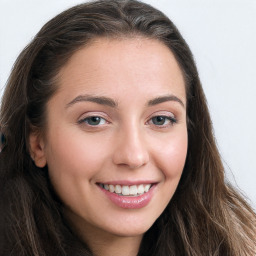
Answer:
[
  {"xmin": 99, "ymin": 214, "xmax": 157, "ymax": 238},
  {"xmin": 110, "ymin": 225, "xmax": 150, "ymax": 237}
]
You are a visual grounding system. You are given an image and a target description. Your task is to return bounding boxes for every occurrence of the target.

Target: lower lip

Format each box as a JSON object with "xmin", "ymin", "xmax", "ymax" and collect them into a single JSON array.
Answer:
[{"xmin": 98, "ymin": 185, "xmax": 156, "ymax": 209}]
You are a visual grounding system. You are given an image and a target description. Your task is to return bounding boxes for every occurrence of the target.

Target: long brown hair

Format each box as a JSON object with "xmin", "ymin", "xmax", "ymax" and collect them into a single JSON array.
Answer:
[{"xmin": 1, "ymin": 0, "xmax": 255, "ymax": 255}]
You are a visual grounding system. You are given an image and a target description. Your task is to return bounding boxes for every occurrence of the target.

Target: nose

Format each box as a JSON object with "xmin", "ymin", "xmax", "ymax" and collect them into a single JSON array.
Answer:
[{"xmin": 112, "ymin": 126, "xmax": 150, "ymax": 169}]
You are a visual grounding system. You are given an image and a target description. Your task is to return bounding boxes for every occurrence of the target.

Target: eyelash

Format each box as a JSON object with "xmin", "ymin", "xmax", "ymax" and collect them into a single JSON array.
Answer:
[
  {"xmin": 78, "ymin": 116, "xmax": 108, "ymax": 126},
  {"xmin": 147, "ymin": 115, "xmax": 177, "ymax": 128},
  {"xmin": 78, "ymin": 114, "xmax": 177, "ymax": 128}
]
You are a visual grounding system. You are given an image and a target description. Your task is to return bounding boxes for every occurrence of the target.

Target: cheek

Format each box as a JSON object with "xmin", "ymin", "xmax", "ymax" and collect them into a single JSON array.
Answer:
[
  {"xmin": 44, "ymin": 128, "xmax": 112, "ymax": 210},
  {"xmin": 149, "ymin": 130, "xmax": 187, "ymax": 214},
  {"xmin": 153, "ymin": 131, "xmax": 188, "ymax": 179},
  {"xmin": 45, "ymin": 128, "xmax": 110, "ymax": 181}
]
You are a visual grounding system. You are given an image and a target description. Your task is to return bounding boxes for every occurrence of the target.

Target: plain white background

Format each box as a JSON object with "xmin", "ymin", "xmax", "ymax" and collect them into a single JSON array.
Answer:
[{"xmin": 0, "ymin": 0, "xmax": 255, "ymax": 208}]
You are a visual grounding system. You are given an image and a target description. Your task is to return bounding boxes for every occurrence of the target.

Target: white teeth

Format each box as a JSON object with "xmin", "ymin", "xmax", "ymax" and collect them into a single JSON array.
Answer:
[
  {"xmin": 100, "ymin": 183, "xmax": 152, "ymax": 196},
  {"xmin": 109, "ymin": 184, "xmax": 115, "ymax": 192},
  {"xmin": 115, "ymin": 185, "xmax": 122, "ymax": 194},
  {"xmin": 137, "ymin": 184, "xmax": 144, "ymax": 194},
  {"xmin": 122, "ymin": 186, "xmax": 130, "ymax": 195},
  {"xmin": 144, "ymin": 184, "xmax": 151, "ymax": 192},
  {"xmin": 129, "ymin": 185, "xmax": 138, "ymax": 195}
]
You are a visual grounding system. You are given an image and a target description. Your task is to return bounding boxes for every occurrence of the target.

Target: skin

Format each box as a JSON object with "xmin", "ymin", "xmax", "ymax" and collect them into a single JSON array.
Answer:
[{"xmin": 30, "ymin": 37, "xmax": 187, "ymax": 256}]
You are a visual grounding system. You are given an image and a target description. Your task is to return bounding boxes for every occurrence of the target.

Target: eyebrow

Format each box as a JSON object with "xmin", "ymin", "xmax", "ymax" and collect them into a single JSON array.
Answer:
[
  {"xmin": 147, "ymin": 94, "xmax": 185, "ymax": 108},
  {"xmin": 66, "ymin": 93, "xmax": 185, "ymax": 109},
  {"xmin": 66, "ymin": 95, "xmax": 118, "ymax": 108}
]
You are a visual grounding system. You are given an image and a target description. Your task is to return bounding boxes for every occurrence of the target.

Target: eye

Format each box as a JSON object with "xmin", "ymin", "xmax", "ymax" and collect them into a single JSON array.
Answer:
[
  {"xmin": 79, "ymin": 116, "xmax": 107, "ymax": 126},
  {"xmin": 149, "ymin": 115, "xmax": 177, "ymax": 127}
]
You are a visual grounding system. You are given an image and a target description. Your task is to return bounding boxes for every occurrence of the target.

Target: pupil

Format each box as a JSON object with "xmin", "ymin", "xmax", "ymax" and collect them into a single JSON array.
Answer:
[
  {"xmin": 153, "ymin": 116, "xmax": 165, "ymax": 125},
  {"xmin": 89, "ymin": 116, "xmax": 101, "ymax": 125}
]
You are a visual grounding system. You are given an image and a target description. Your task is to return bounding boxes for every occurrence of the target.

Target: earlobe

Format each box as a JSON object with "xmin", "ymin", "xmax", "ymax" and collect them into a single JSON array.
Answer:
[{"xmin": 29, "ymin": 132, "xmax": 47, "ymax": 168}]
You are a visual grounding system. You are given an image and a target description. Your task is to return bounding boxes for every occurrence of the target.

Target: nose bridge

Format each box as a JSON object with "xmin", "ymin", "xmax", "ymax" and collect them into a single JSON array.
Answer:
[{"xmin": 112, "ymin": 121, "xmax": 149, "ymax": 169}]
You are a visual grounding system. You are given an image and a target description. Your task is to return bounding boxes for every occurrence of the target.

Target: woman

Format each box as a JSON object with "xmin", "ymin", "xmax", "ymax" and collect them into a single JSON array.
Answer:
[{"xmin": 0, "ymin": 0, "xmax": 255, "ymax": 255}]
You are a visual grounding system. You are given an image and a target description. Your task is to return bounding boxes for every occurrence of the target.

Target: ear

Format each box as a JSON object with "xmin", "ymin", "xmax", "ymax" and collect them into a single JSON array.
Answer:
[{"xmin": 29, "ymin": 132, "xmax": 47, "ymax": 168}]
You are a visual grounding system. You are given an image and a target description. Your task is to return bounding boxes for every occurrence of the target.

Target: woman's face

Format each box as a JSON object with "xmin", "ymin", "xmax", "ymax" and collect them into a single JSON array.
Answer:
[{"xmin": 32, "ymin": 38, "xmax": 187, "ymax": 239}]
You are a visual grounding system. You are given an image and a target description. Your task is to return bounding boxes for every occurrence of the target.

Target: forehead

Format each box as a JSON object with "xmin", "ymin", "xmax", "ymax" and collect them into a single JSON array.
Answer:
[{"xmin": 56, "ymin": 37, "xmax": 186, "ymax": 105}]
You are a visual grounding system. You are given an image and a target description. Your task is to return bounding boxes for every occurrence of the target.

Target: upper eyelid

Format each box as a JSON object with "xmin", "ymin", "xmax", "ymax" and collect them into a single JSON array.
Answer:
[
  {"xmin": 79, "ymin": 115, "xmax": 107, "ymax": 121},
  {"xmin": 147, "ymin": 111, "xmax": 176, "ymax": 120},
  {"xmin": 148, "ymin": 115, "xmax": 176, "ymax": 123},
  {"xmin": 78, "ymin": 112, "xmax": 109, "ymax": 120}
]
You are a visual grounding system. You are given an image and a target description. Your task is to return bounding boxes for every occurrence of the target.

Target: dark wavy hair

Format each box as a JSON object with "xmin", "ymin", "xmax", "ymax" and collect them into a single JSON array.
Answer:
[{"xmin": 0, "ymin": 0, "xmax": 255, "ymax": 255}]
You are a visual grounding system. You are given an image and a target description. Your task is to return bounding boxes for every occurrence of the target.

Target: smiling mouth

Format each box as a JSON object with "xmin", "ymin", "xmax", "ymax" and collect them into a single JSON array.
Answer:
[{"xmin": 98, "ymin": 183, "xmax": 153, "ymax": 196}]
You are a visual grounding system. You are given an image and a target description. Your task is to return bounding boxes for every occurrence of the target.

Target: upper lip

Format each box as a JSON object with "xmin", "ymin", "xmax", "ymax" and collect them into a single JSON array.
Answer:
[{"xmin": 97, "ymin": 180, "xmax": 158, "ymax": 186}]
